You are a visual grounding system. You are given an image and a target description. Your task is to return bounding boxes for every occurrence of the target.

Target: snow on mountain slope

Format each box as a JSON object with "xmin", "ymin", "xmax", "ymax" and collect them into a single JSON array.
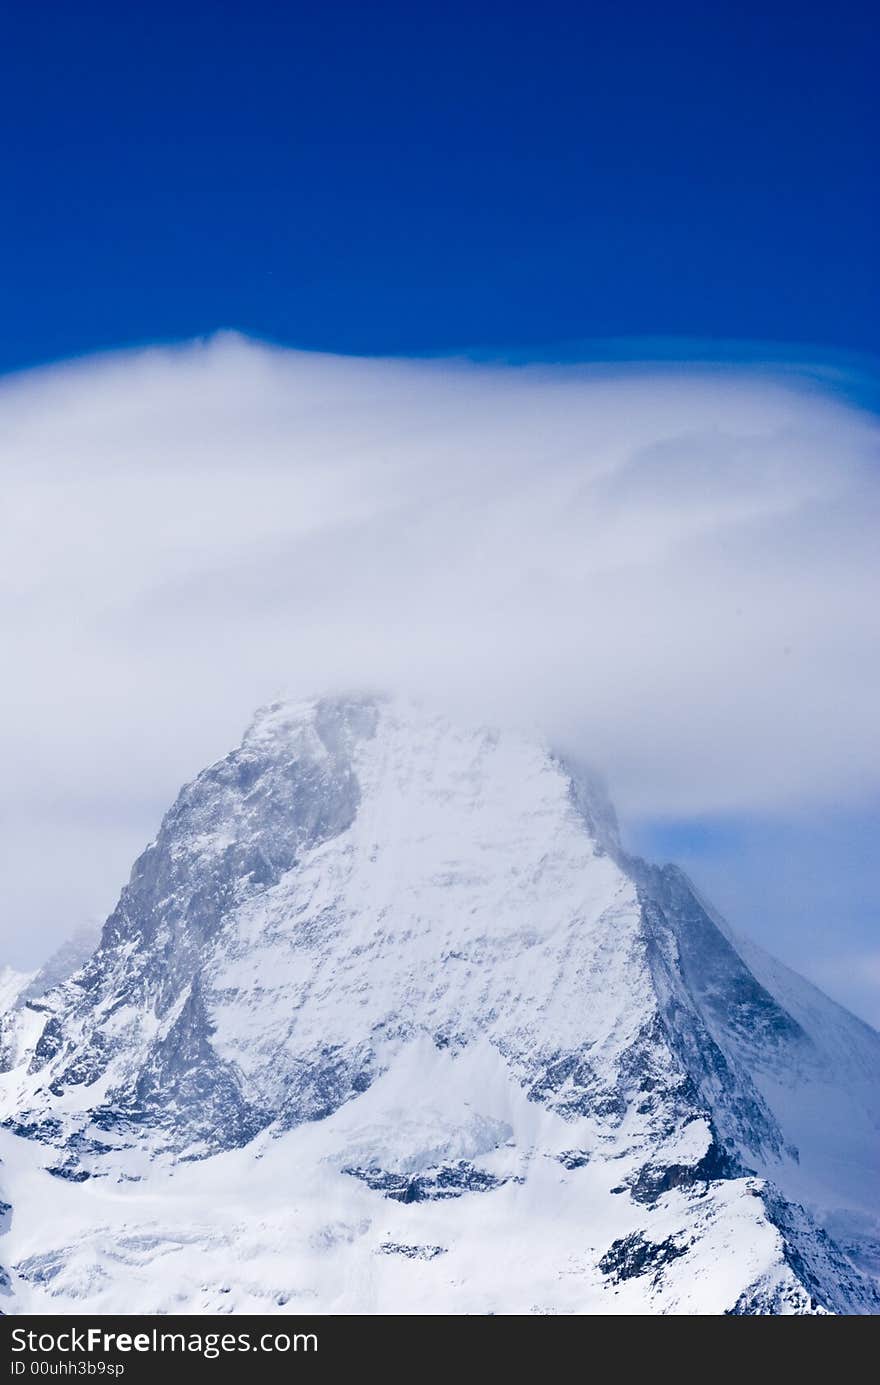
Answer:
[
  {"xmin": 0, "ymin": 969, "xmax": 32, "ymax": 1028},
  {"xmin": 0, "ymin": 695, "xmax": 877, "ymax": 1315},
  {"xmin": 0, "ymin": 968, "xmax": 35, "ymax": 1079},
  {"xmin": 0, "ymin": 1045, "xmax": 860, "ymax": 1316}
]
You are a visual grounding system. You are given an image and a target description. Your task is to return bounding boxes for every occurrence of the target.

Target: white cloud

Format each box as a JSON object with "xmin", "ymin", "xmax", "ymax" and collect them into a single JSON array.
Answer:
[{"xmin": 1, "ymin": 334, "xmax": 878, "ymax": 966}]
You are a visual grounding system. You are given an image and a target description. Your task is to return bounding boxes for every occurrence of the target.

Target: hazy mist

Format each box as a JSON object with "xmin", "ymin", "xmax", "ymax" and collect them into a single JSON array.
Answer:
[{"xmin": 2, "ymin": 335, "xmax": 878, "ymax": 1018}]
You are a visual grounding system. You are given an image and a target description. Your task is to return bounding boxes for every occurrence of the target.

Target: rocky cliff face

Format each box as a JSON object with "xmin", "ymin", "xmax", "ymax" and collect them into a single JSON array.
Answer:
[{"xmin": 0, "ymin": 696, "xmax": 877, "ymax": 1314}]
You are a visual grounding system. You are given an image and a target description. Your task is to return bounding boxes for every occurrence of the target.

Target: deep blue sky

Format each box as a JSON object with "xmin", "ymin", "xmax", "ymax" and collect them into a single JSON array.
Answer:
[{"xmin": 1, "ymin": 1, "xmax": 877, "ymax": 374}]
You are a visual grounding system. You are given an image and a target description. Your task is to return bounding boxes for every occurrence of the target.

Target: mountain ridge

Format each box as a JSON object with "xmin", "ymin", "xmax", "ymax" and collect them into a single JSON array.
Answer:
[{"xmin": 1, "ymin": 694, "xmax": 877, "ymax": 1314}]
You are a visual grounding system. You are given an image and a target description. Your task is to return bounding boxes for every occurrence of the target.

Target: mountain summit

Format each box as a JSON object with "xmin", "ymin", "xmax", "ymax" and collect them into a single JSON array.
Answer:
[{"xmin": 1, "ymin": 696, "xmax": 878, "ymax": 1314}]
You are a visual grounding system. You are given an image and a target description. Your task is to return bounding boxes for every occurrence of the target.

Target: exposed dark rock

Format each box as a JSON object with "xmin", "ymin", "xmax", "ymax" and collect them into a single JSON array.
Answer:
[
  {"xmin": 627, "ymin": 1134, "xmax": 740, "ymax": 1204},
  {"xmin": 46, "ymin": 1164, "xmax": 92, "ymax": 1183},
  {"xmin": 29, "ymin": 1018, "xmax": 65, "ymax": 1073},
  {"xmin": 344, "ymin": 1161, "xmax": 518, "ymax": 1202},
  {"xmin": 599, "ymin": 1231, "xmax": 690, "ymax": 1285},
  {"xmin": 554, "ymin": 1150, "xmax": 591, "ymax": 1170},
  {"xmin": 377, "ymin": 1242, "xmax": 447, "ymax": 1260},
  {"xmin": 1, "ymin": 1116, "xmax": 63, "ymax": 1144}
]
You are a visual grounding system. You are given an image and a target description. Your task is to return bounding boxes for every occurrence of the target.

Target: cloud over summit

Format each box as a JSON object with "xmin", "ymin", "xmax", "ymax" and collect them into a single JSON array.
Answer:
[{"xmin": 1, "ymin": 335, "xmax": 878, "ymax": 961}]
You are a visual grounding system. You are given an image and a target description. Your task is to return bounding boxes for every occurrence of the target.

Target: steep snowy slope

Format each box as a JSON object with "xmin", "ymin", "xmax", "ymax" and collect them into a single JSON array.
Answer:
[
  {"xmin": 0, "ymin": 968, "xmax": 34, "ymax": 1079},
  {"xmin": 0, "ymin": 970, "xmax": 32, "ymax": 1015},
  {"xmin": 0, "ymin": 696, "xmax": 877, "ymax": 1314}
]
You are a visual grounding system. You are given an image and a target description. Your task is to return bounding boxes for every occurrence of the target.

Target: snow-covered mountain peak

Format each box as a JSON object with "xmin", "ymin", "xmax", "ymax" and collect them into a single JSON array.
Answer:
[{"xmin": 0, "ymin": 694, "xmax": 878, "ymax": 1314}]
